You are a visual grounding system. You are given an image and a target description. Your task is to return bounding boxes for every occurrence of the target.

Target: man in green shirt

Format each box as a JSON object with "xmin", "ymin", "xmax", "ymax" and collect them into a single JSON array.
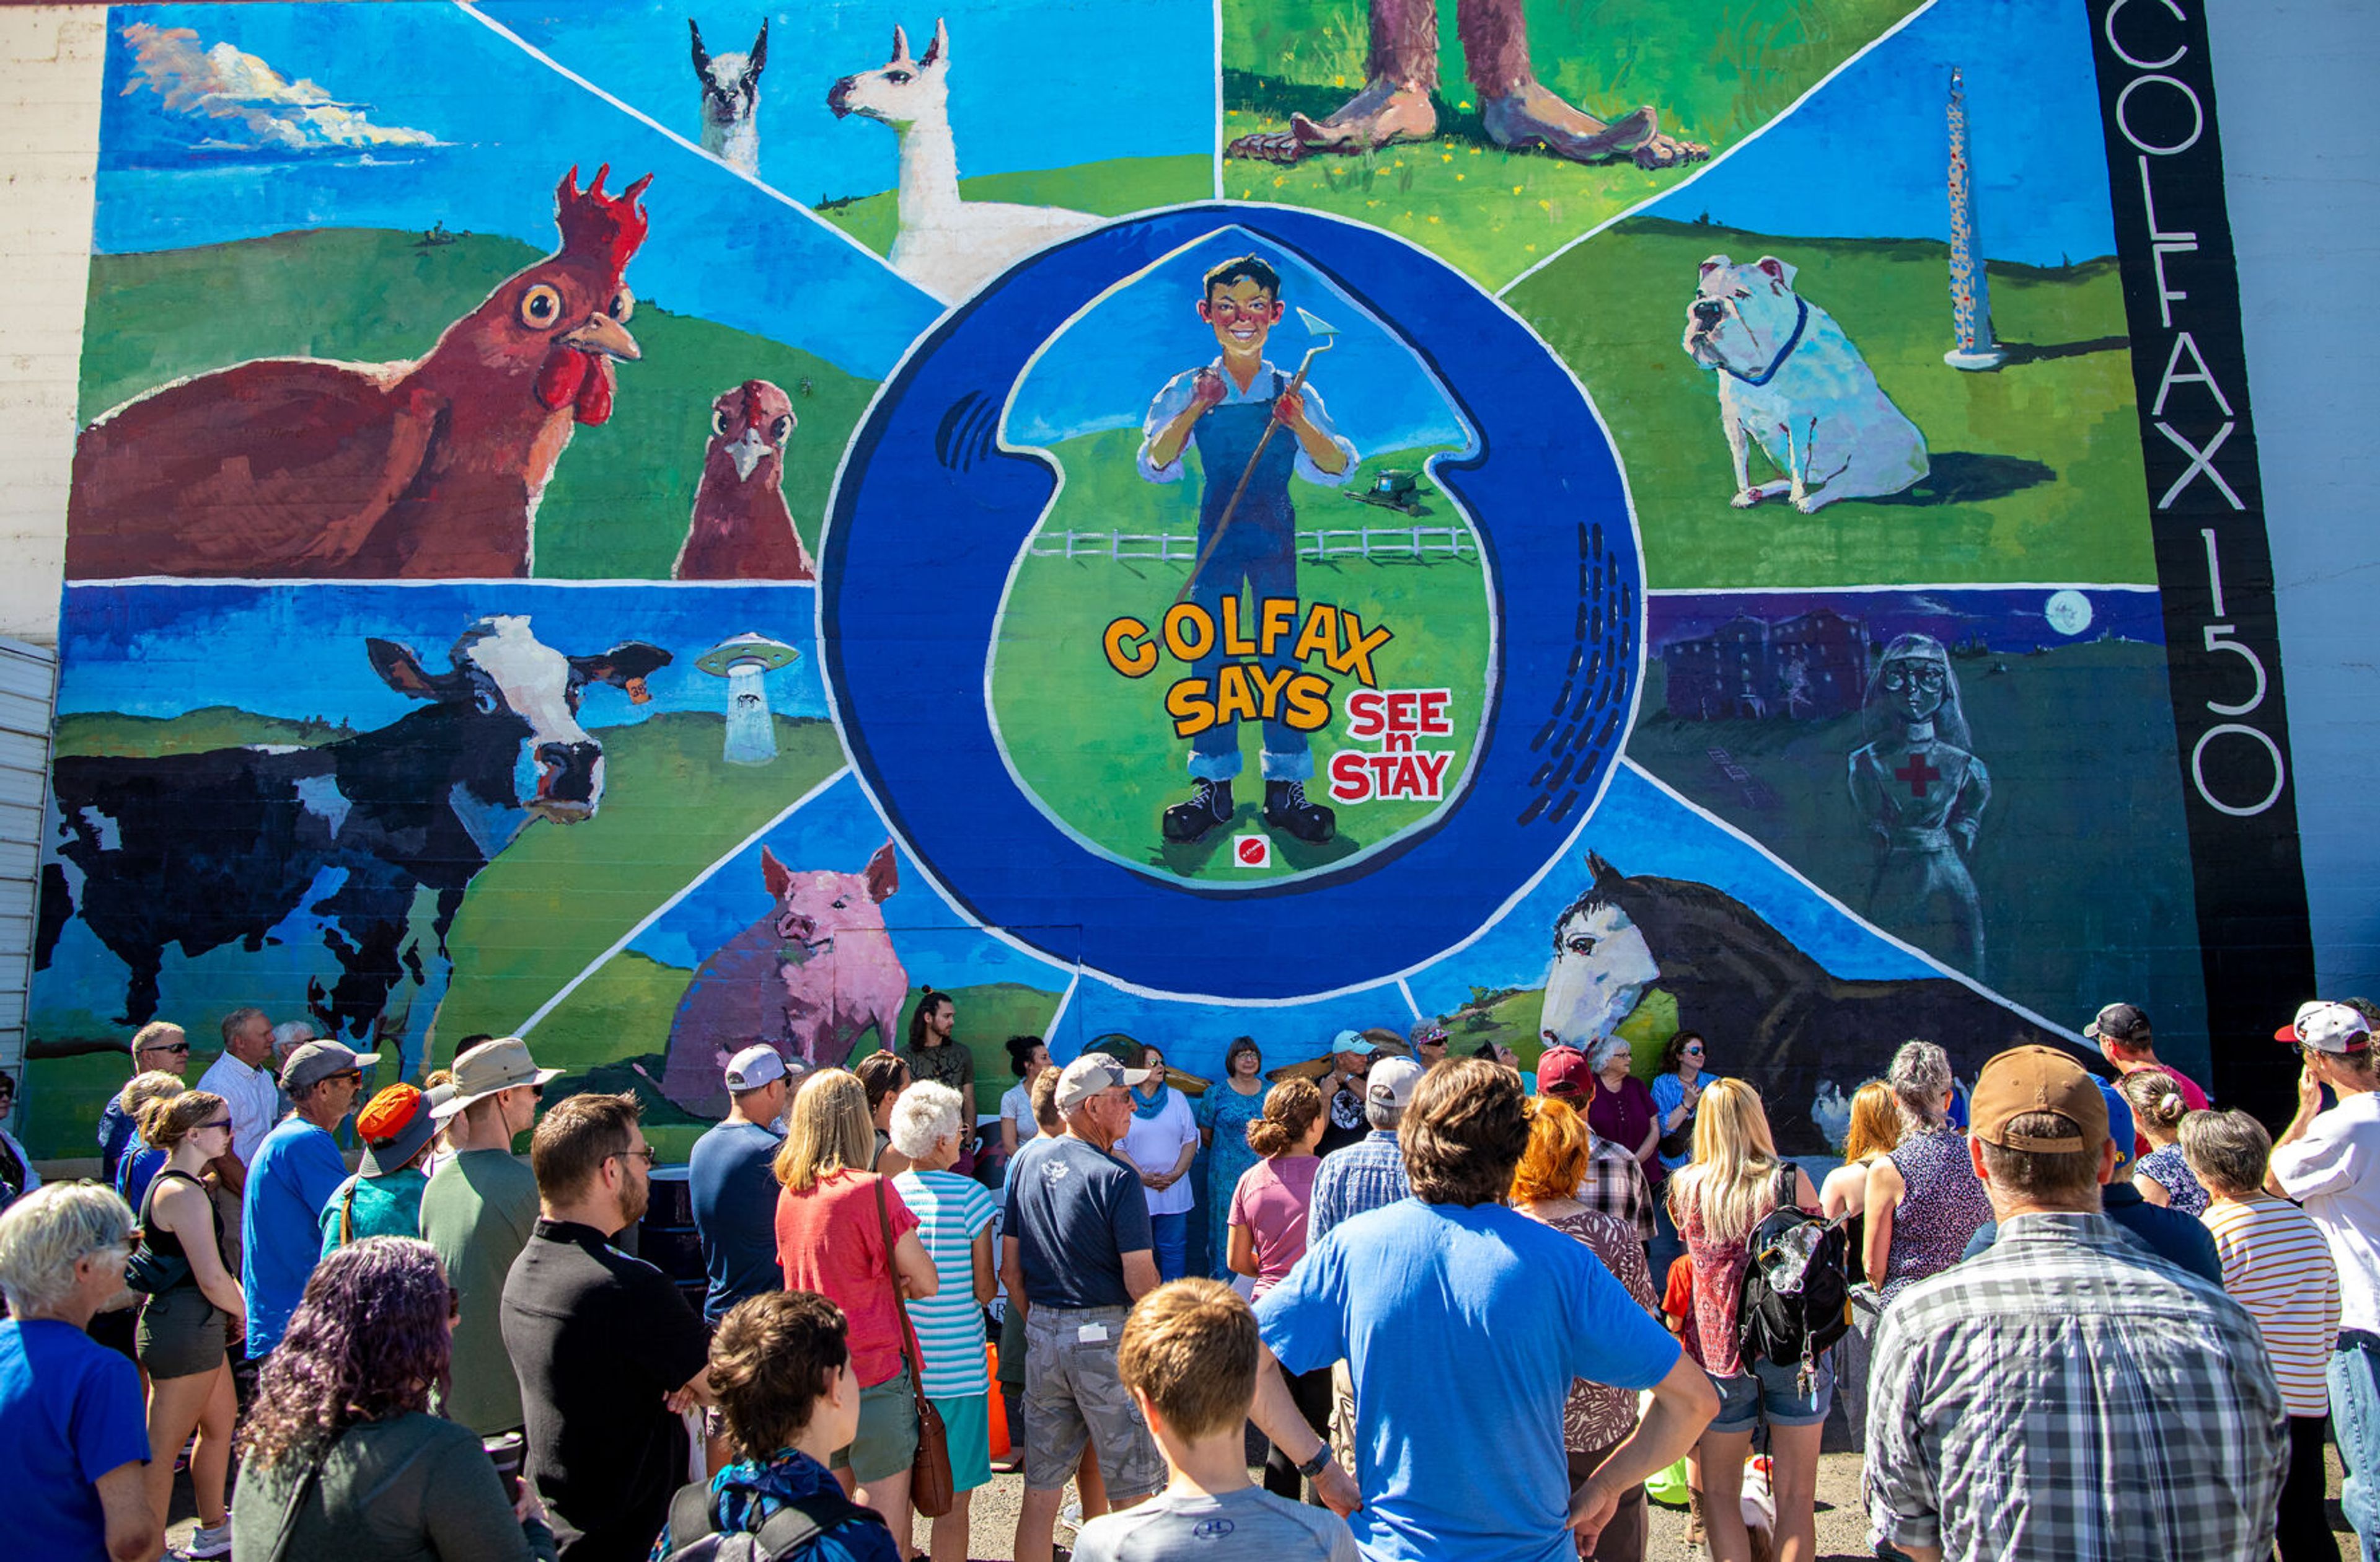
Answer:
[
  {"xmin": 418, "ymin": 1037, "xmax": 558, "ymax": 1436},
  {"xmin": 899, "ymin": 989, "xmax": 977, "ymax": 1154},
  {"xmin": 320, "ymin": 1082, "xmax": 445, "ymax": 1255}
]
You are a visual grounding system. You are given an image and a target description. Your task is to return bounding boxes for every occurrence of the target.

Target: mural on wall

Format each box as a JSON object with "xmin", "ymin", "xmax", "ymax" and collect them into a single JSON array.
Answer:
[{"xmin": 18, "ymin": 0, "xmax": 2306, "ymax": 1163}]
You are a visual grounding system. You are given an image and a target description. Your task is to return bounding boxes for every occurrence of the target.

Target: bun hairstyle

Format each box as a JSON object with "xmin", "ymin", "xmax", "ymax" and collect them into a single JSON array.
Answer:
[
  {"xmin": 2117, "ymin": 1067, "xmax": 2189, "ymax": 1129},
  {"xmin": 141, "ymin": 1088, "xmax": 227, "ymax": 1151},
  {"xmin": 1004, "ymin": 1034, "xmax": 1045, "ymax": 1075},
  {"xmin": 1245, "ymin": 1078, "xmax": 1323, "ymax": 1159}
]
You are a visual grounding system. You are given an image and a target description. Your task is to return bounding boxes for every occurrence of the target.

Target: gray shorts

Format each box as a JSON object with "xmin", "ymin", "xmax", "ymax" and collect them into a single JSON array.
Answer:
[{"xmin": 1021, "ymin": 1304, "xmax": 1163, "ymax": 1498}]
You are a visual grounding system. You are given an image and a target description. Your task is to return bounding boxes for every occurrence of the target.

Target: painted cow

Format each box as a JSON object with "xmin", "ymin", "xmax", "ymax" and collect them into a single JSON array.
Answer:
[
  {"xmin": 659, "ymin": 841, "xmax": 907, "ymax": 1118},
  {"xmin": 35, "ymin": 615, "xmax": 671, "ymax": 1080}
]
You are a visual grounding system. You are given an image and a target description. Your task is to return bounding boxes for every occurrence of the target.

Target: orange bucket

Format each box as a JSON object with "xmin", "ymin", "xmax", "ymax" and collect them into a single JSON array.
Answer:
[{"xmin": 987, "ymin": 1342, "xmax": 1010, "ymax": 1457}]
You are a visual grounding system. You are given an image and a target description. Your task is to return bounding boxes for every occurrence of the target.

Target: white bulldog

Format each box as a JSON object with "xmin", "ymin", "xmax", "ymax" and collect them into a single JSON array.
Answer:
[{"xmin": 1682, "ymin": 254, "xmax": 1929, "ymax": 513}]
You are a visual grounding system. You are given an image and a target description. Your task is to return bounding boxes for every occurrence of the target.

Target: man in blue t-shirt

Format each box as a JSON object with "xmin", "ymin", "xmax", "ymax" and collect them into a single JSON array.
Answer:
[
  {"xmin": 0, "ymin": 1184, "xmax": 162, "ymax": 1562},
  {"xmin": 1002, "ymin": 1053, "xmax": 1167, "ymax": 1562},
  {"xmin": 689, "ymin": 1045, "xmax": 791, "ymax": 1323},
  {"xmin": 242, "ymin": 1041, "xmax": 364, "ymax": 1356},
  {"xmin": 1251, "ymin": 1058, "xmax": 1718, "ymax": 1562}
]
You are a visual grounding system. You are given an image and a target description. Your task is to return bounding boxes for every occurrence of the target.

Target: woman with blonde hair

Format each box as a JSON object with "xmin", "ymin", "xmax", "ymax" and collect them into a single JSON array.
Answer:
[
  {"xmin": 1513, "ymin": 1095, "xmax": 1659, "ymax": 1562},
  {"xmin": 1862, "ymin": 1039, "xmax": 1990, "ymax": 1304},
  {"xmin": 1228, "ymin": 1077, "xmax": 1329, "ymax": 1500},
  {"xmin": 134, "ymin": 1088, "xmax": 246, "ymax": 1560},
  {"xmin": 1667, "ymin": 1079, "xmax": 1823, "ymax": 1562},
  {"xmin": 774, "ymin": 1067, "xmax": 941, "ymax": 1545},
  {"xmin": 2122, "ymin": 1067, "xmax": 2208, "ymax": 1214}
]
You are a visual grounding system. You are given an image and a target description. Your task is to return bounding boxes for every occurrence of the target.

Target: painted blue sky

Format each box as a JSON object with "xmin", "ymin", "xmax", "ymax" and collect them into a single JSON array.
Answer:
[
  {"xmin": 1642, "ymin": 0, "xmax": 2118, "ymax": 267},
  {"xmin": 480, "ymin": 0, "xmax": 1217, "ymax": 200},
  {"xmin": 56, "ymin": 583, "xmax": 824, "ymax": 728},
  {"xmin": 1647, "ymin": 587, "xmax": 2166, "ymax": 657},
  {"xmin": 1010, "ymin": 227, "xmax": 1474, "ymax": 454},
  {"xmin": 624, "ymin": 770, "xmax": 1067, "ymax": 998},
  {"xmin": 94, "ymin": 3, "xmax": 940, "ymax": 377}
]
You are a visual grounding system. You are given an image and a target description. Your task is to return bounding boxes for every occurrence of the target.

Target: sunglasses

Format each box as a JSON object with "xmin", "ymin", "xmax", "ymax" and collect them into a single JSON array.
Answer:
[
  {"xmin": 202, "ymin": 1118, "xmax": 234, "ymax": 1132},
  {"xmin": 144, "ymin": 1042, "xmax": 191, "ymax": 1056}
]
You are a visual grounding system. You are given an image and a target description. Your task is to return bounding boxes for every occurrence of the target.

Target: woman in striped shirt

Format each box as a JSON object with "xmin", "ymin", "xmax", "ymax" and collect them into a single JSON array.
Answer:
[
  {"xmin": 890, "ymin": 1080, "xmax": 1001, "ymax": 1562},
  {"xmin": 2186, "ymin": 1108, "xmax": 2343, "ymax": 1562}
]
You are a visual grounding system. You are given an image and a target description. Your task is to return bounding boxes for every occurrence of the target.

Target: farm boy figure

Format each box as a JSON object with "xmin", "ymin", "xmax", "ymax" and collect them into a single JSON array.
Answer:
[{"xmin": 1138, "ymin": 255, "xmax": 1358, "ymax": 845}]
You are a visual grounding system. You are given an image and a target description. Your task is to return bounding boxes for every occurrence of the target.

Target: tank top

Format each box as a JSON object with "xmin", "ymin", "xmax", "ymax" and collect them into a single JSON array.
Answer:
[
  {"xmin": 1881, "ymin": 1128, "xmax": 1993, "ymax": 1302},
  {"xmin": 139, "ymin": 1167, "xmax": 221, "ymax": 1286}
]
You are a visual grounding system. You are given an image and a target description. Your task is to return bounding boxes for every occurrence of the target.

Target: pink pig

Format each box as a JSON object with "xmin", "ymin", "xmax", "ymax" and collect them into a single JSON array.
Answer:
[{"xmin": 659, "ymin": 841, "xmax": 908, "ymax": 1118}]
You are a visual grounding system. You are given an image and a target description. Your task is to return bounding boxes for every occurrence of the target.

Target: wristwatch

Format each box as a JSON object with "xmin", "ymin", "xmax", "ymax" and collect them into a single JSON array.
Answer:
[{"xmin": 1295, "ymin": 1444, "xmax": 1333, "ymax": 1480}]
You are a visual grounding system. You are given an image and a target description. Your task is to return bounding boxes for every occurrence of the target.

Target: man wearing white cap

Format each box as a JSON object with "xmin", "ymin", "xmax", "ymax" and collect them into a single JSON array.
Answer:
[
  {"xmin": 1003, "ymin": 1053, "xmax": 1168, "ymax": 1562},
  {"xmin": 689, "ymin": 1044, "xmax": 791, "ymax": 1326},
  {"xmin": 2269, "ymin": 1000, "xmax": 2380, "ymax": 1555},
  {"xmin": 1310, "ymin": 1056, "xmax": 1420, "ymax": 1245},
  {"xmin": 419, "ymin": 1036, "xmax": 560, "ymax": 1437}
]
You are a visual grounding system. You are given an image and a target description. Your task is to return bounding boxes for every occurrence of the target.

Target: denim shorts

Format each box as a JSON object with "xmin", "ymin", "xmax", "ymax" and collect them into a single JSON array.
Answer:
[{"xmin": 1708, "ymin": 1352, "xmax": 1835, "ymax": 1434}]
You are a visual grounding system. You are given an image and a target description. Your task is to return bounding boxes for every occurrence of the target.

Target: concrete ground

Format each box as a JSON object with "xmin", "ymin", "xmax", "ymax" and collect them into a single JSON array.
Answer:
[{"xmin": 169, "ymin": 1444, "xmax": 2363, "ymax": 1561}]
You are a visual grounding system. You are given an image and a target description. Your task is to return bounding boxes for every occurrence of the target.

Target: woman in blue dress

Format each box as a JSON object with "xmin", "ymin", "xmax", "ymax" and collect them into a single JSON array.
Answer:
[{"xmin": 1195, "ymin": 1037, "xmax": 1267, "ymax": 1279}]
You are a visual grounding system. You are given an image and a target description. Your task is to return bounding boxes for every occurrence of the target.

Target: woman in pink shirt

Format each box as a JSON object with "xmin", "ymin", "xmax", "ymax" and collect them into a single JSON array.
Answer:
[
  {"xmin": 774, "ymin": 1067, "xmax": 941, "ymax": 1545},
  {"xmin": 1227, "ymin": 1077, "xmax": 1327, "ymax": 1499}
]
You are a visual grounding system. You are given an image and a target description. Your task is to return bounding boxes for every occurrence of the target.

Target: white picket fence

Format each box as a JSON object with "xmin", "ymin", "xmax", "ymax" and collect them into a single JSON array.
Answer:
[{"xmin": 1029, "ymin": 526, "xmax": 1477, "ymax": 563}]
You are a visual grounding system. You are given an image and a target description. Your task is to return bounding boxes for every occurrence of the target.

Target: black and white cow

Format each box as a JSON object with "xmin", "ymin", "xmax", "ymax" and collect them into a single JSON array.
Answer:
[{"xmin": 35, "ymin": 615, "xmax": 671, "ymax": 1080}]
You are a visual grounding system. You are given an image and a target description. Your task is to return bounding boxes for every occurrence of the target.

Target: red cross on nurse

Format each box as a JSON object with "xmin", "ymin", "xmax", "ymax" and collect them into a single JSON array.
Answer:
[{"xmin": 1895, "ymin": 752, "xmax": 1942, "ymax": 798}]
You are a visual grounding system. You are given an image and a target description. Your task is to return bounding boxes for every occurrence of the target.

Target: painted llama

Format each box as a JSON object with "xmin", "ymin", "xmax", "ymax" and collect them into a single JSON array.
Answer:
[
  {"xmin": 826, "ymin": 20, "xmax": 1101, "ymax": 304},
  {"xmin": 690, "ymin": 18, "xmax": 767, "ymax": 176}
]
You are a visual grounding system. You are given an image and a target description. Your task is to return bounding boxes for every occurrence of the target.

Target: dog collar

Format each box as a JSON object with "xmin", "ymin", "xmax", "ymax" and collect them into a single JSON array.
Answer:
[{"xmin": 1717, "ymin": 296, "xmax": 1810, "ymax": 389}]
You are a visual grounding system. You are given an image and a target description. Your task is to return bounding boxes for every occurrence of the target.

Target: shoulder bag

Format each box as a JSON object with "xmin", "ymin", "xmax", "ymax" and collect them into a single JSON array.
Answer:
[{"xmin": 873, "ymin": 1176, "xmax": 954, "ymax": 1519}]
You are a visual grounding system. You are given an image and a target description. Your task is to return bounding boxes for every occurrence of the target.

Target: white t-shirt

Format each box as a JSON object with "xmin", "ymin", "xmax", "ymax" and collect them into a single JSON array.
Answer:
[
  {"xmin": 2270, "ymin": 1089, "xmax": 2380, "ymax": 1334},
  {"xmin": 1118, "ymin": 1089, "xmax": 1201, "ymax": 1217},
  {"xmin": 196, "ymin": 1051, "xmax": 278, "ymax": 1166},
  {"xmin": 1000, "ymin": 1082, "xmax": 1038, "ymax": 1145}
]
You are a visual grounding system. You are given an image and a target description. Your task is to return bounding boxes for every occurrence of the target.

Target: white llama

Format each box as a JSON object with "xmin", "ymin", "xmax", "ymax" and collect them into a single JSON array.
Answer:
[
  {"xmin": 826, "ymin": 19, "xmax": 1101, "ymax": 304},
  {"xmin": 690, "ymin": 18, "xmax": 767, "ymax": 176}
]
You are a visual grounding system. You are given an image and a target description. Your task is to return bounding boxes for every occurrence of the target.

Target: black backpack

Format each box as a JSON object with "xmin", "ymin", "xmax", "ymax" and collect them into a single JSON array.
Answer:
[
  {"xmin": 659, "ymin": 1478, "xmax": 883, "ymax": 1562},
  {"xmin": 1736, "ymin": 1165, "xmax": 1854, "ymax": 1391}
]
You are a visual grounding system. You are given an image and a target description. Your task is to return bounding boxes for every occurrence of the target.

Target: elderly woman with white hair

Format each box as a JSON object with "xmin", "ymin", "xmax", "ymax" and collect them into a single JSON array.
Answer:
[
  {"xmin": 890, "ymin": 1080, "xmax": 1000, "ymax": 1562},
  {"xmin": 1862, "ymin": 1039, "xmax": 1992, "ymax": 1305},
  {"xmin": 0, "ymin": 1182, "xmax": 162, "ymax": 1562},
  {"xmin": 1584, "ymin": 1033, "xmax": 1665, "ymax": 1196}
]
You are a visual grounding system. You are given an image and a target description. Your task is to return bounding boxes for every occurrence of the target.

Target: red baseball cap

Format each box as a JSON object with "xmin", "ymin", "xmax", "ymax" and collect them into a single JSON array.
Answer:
[{"xmin": 1538, "ymin": 1044, "xmax": 1595, "ymax": 1099}]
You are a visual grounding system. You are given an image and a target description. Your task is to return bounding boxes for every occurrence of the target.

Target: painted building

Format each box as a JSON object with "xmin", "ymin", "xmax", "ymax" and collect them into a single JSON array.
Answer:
[{"xmin": 0, "ymin": 0, "xmax": 2373, "ymax": 1170}]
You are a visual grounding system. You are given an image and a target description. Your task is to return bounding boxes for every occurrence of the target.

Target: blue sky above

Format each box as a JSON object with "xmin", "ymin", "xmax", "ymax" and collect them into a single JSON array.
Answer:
[
  {"xmin": 1643, "ymin": 0, "xmax": 2119, "ymax": 267},
  {"xmin": 1010, "ymin": 226, "xmax": 1473, "ymax": 455},
  {"xmin": 94, "ymin": 3, "xmax": 943, "ymax": 377},
  {"xmin": 56, "ymin": 583, "xmax": 824, "ymax": 728}
]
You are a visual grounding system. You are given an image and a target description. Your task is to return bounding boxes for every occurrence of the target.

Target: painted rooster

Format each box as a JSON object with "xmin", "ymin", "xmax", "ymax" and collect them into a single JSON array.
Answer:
[
  {"xmin": 672, "ymin": 379, "xmax": 816, "ymax": 581},
  {"xmin": 66, "ymin": 165, "xmax": 653, "ymax": 580}
]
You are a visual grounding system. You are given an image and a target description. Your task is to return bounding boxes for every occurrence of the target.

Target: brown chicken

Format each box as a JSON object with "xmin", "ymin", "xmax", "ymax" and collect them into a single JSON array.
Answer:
[
  {"xmin": 66, "ymin": 164, "xmax": 653, "ymax": 580},
  {"xmin": 672, "ymin": 379, "xmax": 816, "ymax": 581}
]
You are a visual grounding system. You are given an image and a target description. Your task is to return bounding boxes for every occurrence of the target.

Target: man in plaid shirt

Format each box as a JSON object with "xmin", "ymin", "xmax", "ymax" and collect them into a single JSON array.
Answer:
[
  {"xmin": 1864, "ymin": 1045, "xmax": 2286, "ymax": 1561},
  {"xmin": 1540, "ymin": 1044, "xmax": 1656, "ymax": 1244}
]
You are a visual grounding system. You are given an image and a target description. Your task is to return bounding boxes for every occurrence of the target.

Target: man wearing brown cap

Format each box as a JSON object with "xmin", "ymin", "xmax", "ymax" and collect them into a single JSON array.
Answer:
[
  {"xmin": 1863, "ymin": 1046, "xmax": 2284, "ymax": 1561},
  {"xmin": 418, "ymin": 1036, "xmax": 560, "ymax": 1437}
]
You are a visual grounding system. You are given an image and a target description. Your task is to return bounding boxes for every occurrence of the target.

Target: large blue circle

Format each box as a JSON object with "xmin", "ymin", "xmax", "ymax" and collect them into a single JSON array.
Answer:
[{"xmin": 821, "ymin": 206, "xmax": 1639, "ymax": 1000}]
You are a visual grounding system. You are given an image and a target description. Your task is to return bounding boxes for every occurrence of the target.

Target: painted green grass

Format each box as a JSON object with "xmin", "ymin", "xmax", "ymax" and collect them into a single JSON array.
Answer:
[
  {"xmin": 55, "ymin": 708, "xmax": 338, "ymax": 758},
  {"xmin": 1221, "ymin": 0, "xmax": 1921, "ymax": 286},
  {"xmin": 816, "ymin": 155, "xmax": 1218, "ymax": 257},
  {"xmin": 76, "ymin": 230, "xmax": 875, "ymax": 578},
  {"xmin": 428, "ymin": 713, "xmax": 847, "ymax": 1056},
  {"xmin": 989, "ymin": 428, "xmax": 1488, "ymax": 881},
  {"xmin": 543, "ymin": 964, "xmax": 1062, "ymax": 1163},
  {"xmin": 1510, "ymin": 217, "xmax": 2151, "ymax": 588},
  {"xmin": 1624, "ymin": 640, "xmax": 2206, "ymax": 1037}
]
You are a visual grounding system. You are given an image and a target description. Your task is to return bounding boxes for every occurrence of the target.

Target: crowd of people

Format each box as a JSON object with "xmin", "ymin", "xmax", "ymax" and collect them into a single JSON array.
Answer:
[{"xmin": 0, "ymin": 990, "xmax": 2374, "ymax": 1562}]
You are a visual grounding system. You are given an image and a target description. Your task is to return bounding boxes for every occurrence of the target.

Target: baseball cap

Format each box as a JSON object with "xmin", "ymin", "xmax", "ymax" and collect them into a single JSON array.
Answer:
[
  {"xmin": 724, "ymin": 1044, "xmax": 789, "ymax": 1091},
  {"xmin": 2099, "ymin": 1081, "xmax": 2135, "ymax": 1171},
  {"xmin": 1971, "ymin": 1045, "xmax": 2109, "ymax": 1152},
  {"xmin": 1328, "ymin": 1030, "xmax": 1378, "ymax": 1057},
  {"xmin": 433, "ymin": 1036, "xmax": 563, "ymax": 1120},
  {"xmin": 2084, "ymin": 1002, "xmax": 2152, "ymax": 1046},
  {"xmin": 281, "ymin": 1039, "xmax": 368, "ymax": 1093},
  {"xmin": 1366, "ymin": 1057, "xmax": 1424, "ymax": 1111},
  {"xmin": 1536, "ymin": 1044, "xmax": 1595, "ymax": 1099},
  {"xmin": 2276, "ymin": 1001, "xmax": 2374, "ymax": 1054},
  {"xmin": 357, "ymin": 1083, "xmax": 439, "ymax": 1177},
  {"xmin": 1055, "ymin": 1053, "xmax": 1150, "ymax": 1111}
]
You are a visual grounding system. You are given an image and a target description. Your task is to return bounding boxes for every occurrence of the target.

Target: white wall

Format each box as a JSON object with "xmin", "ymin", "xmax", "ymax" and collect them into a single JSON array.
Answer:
[{"xmin": 0, "ymin": 1, "xmax": 2371, "ymax": 985}]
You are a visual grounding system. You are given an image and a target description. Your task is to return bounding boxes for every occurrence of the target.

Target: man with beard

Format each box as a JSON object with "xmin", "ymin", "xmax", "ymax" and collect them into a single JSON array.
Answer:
[{"xmin": 503, "ymin": 1092, "xmax": 713, "ymax": 1561}]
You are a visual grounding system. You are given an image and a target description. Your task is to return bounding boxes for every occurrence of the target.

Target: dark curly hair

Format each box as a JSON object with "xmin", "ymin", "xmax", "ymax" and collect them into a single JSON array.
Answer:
[
  {"xmin": 1659, "ymin": 1030, "xmax": 1706, "ymax": 1075},
  {"xmin": 1403, "ymin": 1057, "xmax": 1531, "ymax": 1207},
  {"xmin": 240, "ymin": 1237, "xmax": 452, "ymax": 1470}
]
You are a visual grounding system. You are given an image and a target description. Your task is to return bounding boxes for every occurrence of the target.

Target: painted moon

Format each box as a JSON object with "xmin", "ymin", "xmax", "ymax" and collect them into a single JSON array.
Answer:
[{"xmin": 2045, "ymin": 589, "xmax": 2092, "ymax": 636}]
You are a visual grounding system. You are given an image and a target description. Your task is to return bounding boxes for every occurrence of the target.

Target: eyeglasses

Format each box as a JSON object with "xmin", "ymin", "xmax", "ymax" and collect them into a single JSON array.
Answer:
[
  {"xmin": 529, "ymin": 1083, "xmax": 545, "ymax": 1101},
  {"xmin": 609, "ymin": 1146, "xmax": 658, "ymax": 1167},
  {"xmin": 1880, "ymin": 664, "xmax": 1948, "ymax": 691}
]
